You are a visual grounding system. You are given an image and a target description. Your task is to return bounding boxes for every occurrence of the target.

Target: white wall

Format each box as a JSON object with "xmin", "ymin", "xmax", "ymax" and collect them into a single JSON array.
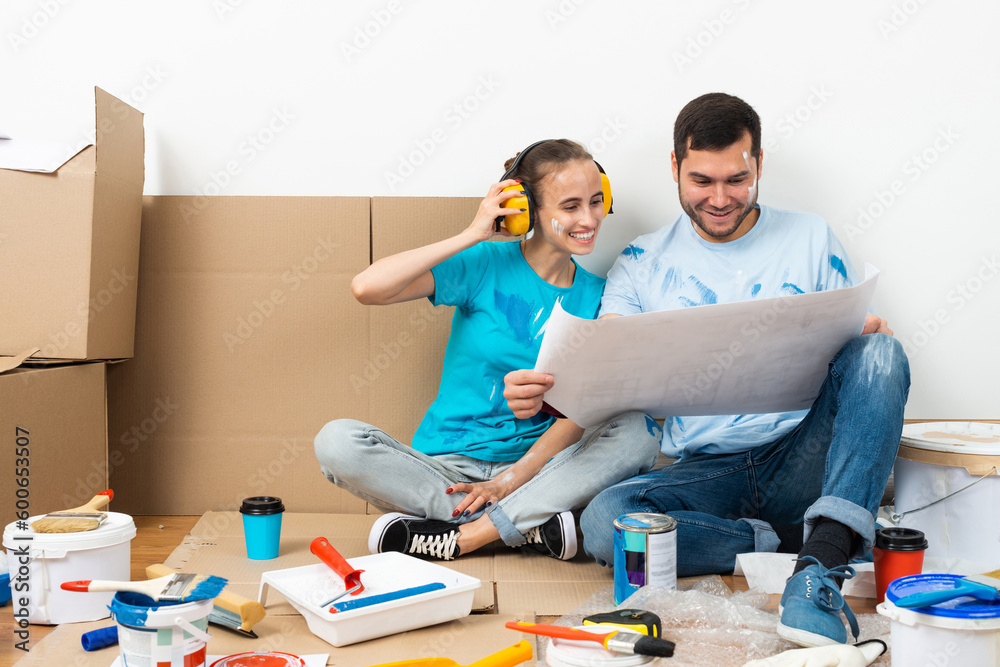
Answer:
[{"xmin": 5, "ymin": 0, "xmax": 998, "ymax": 418}]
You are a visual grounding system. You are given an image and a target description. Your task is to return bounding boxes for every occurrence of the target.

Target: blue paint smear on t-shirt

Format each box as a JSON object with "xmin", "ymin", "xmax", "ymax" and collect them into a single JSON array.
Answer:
[
  {"xmin": 622, "ymin": 244, "xmax": 645, "ymax": 260},
  {"xmin": 644, "ymin": 415, "xmax": 661, "ymax": 437},
  {"xmin": 830, "ymin": 255, "xmax": 848, "ymax": 281},
  {"xmin": 751, "ymin": 283, "xmax": 762, "ymax": 297},
  {"xmin": 493, "ymin": 289, "xmax": 536, "ymax": 345},
  {"xmin": 688, "ymin": 276, "xmax": 718, "ymax": 305},
  {"xmin": 782, "ymin": 282, "xmax": 804, "ymax": 295},
  {"xmin": 660, "ymin": 266, "xmax": 681, "ymax": 293}
]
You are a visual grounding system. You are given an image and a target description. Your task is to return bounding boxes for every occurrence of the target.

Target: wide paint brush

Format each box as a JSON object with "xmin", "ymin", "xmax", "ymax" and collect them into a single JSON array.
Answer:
[
  {"xmin": 505, "ymin": 621, "xmax": 675, "ymax": 658},
  {"xmin": 894, "ymin": 569, "xmax": 1000, "ymax": 608},
  {"xmin": 62, "ymin": 572, "xmax": 228, "ymax": 603},
  {"xmin": 147, "ymin": 564, "xmax": 265, "ymax": 637},
  {"xmin": 30, "ymin": 489, "xmax": 113, "ymax": 533}
]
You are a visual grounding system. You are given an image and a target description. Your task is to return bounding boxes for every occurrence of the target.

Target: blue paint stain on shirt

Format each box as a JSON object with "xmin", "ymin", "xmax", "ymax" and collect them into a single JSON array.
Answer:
[
  {"xmin": 622, "ymin": 244, "xmax": 645, "ymax": 260},
  {"xmin": 688, "ymin": 276, "xmax": 718, "ymax": 305},
  {"xmin": 751, "ymin": 283, "xmax": 761, "ymax": 297},
  {"xmin": 644, "ymin": 415, "xmax": 661, "ymax": 437},
  {"xmin": 781, "ymin": 282, "xmax": 804, "ymax": 294},
  {"xmin": 493, "ymin": 290, "xmax": 537, "ymax": 345},
  {"xmin": 830, "ymin": 255, "xmax": 848, "ymax": 281},
  {"xmin": 660, "ymin": 266, "xmax": 681, "ymax": 293}
]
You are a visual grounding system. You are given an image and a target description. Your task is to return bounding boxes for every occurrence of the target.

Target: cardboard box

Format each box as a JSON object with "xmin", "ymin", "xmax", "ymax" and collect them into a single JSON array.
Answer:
[
  {"xmin": 367, "ymin": 197, "xmax": 480, "ymax": 445},
  {"xmin": 106, "ymin": 196, "xmax": 484, "ymax": 515},
  {"xmin": 0, "ymin": 352, "xmax": 109, "ymax": 527},
  {"xmin": 106, "ymin": 196, "xmax": 371, "ymax": 515},
  {"xmin": 0, "ymin": 87, "xmax": 144, "ymax": 360}
]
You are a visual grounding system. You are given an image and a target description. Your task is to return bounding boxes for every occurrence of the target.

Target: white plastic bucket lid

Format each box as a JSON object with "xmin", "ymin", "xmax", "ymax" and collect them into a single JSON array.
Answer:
[
  {"xmin": 900, "ymin": 422, "xmax": 1000, "ymax": 456},
  {"xmin": 878, "ymin": 574, "xmax": 1000, "ymax": 630},
  {"xmin": 2, "ymin": 511, "xmax": 136, "ymax": 556}
]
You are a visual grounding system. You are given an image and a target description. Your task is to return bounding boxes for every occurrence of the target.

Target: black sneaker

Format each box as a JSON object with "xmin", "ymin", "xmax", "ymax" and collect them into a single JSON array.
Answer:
[
  {"xmin": 368, "ymin": 513, "xmax": 461, "ymax": 561},
  {"xmin": 518, "ymin": 511, "xmax": 577, "ymax": 560}
]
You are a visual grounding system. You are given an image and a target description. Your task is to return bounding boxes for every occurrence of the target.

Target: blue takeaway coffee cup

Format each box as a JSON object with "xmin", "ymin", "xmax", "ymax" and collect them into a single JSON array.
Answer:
[{"xmin": 240, "ymin": 496, "xmax": 285, "ymax": 560}]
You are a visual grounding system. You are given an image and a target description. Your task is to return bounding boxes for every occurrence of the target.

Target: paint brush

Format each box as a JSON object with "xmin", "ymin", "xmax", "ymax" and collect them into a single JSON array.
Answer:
[
  {"xmin": 147, "ymin": 564, "xmax": 265, "ymax": 638},
  {"xmin": 30, "ymin": 490, "xmax": 113, "ymax": 533},
  {"xmin": 894, "ymin": 569, "xmax": 1000, "ymax": 608},
  {"xmin": 505, "ymin": 621, "xmax": 675, "ymax": 658},
  {"xmin": 61, "ymin": 572, "xmax": 228, "ymax": 603}
]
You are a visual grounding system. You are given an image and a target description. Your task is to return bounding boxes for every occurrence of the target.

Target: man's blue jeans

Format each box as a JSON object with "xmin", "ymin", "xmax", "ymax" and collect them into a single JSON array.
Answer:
[{"xmin": 580, "ymin": 334, "xmax": 910, "ymax": 576}]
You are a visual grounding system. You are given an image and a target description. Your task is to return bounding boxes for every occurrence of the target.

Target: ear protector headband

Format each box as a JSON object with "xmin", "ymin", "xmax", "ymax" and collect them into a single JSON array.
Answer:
[{"xmin": 494, "ymin": 140, "xmax": 614, "ymax": 235}]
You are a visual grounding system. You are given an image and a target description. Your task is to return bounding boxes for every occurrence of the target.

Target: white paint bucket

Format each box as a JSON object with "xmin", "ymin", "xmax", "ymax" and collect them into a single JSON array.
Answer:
[
  {"xmin": 2, "ymin": 511, "xmax": 135, "ymax": 624},
  {"xmin": 110, "ymin": 592, "xmax": 213, "ymax": 667},
  {"xmin": 892, "ymin": 422, "xmax": 1000, "ymax": 569},
  {"xmin": 877, "ymin": 574, "xmax": 1000, "ymax": 666}
]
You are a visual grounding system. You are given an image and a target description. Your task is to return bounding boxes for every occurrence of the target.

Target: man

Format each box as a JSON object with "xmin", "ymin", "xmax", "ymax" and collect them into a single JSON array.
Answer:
[{"xmin": 504, "ymin": 93, "xmax": 910, "ymax": 648}]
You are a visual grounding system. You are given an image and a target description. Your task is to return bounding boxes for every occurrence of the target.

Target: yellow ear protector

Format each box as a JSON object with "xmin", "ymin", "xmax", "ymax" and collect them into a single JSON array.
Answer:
[{"xmin": 493, "ymin": 140, "xmax": 614, "ymax": 235}]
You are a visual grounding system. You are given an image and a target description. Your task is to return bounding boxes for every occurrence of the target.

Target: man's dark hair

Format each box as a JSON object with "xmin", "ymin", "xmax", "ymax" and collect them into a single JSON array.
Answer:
[{"xmin": 673, "ymin": 93, "xmax": 761, "ymax": 170}]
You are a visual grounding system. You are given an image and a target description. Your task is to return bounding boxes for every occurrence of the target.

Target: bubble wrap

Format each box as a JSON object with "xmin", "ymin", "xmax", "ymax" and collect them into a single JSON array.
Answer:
[{"xmin": 541, "ymin": 578, "xmax": 893, "ymax": 667}]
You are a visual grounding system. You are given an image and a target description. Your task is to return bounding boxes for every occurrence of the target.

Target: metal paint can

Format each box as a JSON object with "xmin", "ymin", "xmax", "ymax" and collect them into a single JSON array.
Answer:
[{"xmin": 613, "ymin": 513, "xmax": 677, "ymax": 605}]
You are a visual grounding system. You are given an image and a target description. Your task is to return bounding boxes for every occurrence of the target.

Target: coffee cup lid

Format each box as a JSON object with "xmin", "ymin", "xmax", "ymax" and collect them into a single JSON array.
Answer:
[
  {"xmin": 240, "ymin": 496, "xmax": 285, "ymax": 515},
  {"xmin": 875, "ymin": 526, "xmax": 928, "ymax": 551}
]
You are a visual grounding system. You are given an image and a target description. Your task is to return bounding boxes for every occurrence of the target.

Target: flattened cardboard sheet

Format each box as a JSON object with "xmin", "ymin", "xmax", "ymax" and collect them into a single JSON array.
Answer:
[{"xmin": 12, "ymin": 614, "xmax": 533, "ymax": 667}]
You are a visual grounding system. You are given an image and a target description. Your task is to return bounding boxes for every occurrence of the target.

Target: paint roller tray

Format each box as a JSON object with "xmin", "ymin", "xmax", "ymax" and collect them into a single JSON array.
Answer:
[{"xmin": 258, "ymin": 551, "xmax": 481, "ymax": 646}]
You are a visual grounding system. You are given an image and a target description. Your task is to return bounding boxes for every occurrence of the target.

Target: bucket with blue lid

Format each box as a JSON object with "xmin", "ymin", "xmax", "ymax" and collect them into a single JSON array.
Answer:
[{"xmin": 877, "ymin": 573, "xmax": 1000, "ymax": 666}]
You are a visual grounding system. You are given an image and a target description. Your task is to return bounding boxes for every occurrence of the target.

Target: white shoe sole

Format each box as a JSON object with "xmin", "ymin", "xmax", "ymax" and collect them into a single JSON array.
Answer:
[
  {"xmin": 553, "ymin": 511, "xmax": 578, "ymax": 560},
  {"xmin": 775, "ymin": 604, "xmax": 844, "ymax": 648},
  {"xmin": 368, "ymin": 512, "xmax": 421, "ymax": 554}
]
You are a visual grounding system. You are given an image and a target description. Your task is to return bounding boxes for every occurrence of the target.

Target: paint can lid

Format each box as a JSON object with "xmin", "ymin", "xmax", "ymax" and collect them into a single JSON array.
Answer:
[
  {"xmin": 884, "ymin": 574, "xmax": 1000, "ymax": 622},
  {"xmin": 210, "ymin": 651, "xmax": 306, "ymax": 667},
  {"xmin": 874, "ymin": 526, "xmax": 928, "ymax": 551},
  {"xmin": 111, "ymin": 591, "xmax": 213, "ymax": 629},
  {"xmin": 614, "ymin": 513, "xmax": 677, "ymax": 533},
  {"xmin": 240, "ymin": 497, "xmax": 285, "ymax": 515},
  {"xmin": 900, "ymin": 421, "xmax": 1000, "ymax": 456}
]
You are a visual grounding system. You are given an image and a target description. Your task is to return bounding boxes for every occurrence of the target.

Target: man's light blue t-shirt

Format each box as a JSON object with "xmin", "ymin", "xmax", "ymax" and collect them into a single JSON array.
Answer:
[
  {"xmin": 600, "ymin": 204, "xmax": 857, "ymax": 458},
  {"xmin": 414, "ymin": 240, "xmax": 605, "ymax": 461}
]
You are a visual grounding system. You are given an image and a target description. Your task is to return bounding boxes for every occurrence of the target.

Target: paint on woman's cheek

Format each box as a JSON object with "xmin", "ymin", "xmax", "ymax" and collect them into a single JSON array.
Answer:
[
  {"xmin": 743, "ymin": 150, "xmax": 758, "ymax": 201},
  {"xmin": 551, "ymin": 218, "xmax": 565, "ymax": 236}
]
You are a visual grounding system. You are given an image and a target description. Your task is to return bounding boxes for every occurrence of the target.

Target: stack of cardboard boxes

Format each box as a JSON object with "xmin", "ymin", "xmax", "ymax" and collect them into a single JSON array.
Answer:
[{"xmin": 0, "ymin": 88, "xmax": 144, "ymax": 521}]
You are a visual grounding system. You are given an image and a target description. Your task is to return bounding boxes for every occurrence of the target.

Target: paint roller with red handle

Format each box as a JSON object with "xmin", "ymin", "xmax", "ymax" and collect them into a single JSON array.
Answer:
[{"xmin": 310, "ymin": 537, "xmax": 365, "ymax": 607}]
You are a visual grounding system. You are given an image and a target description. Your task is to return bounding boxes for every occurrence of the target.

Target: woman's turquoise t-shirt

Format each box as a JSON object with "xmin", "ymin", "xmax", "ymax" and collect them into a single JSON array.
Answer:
[{"xmin": 413, "ymin": 240, "xmax": 605, "ymax": 461}]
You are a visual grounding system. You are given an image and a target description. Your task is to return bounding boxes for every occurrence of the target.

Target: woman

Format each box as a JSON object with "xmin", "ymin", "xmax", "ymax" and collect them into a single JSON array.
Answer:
[{"xmin": 314, "ymin": 139, "xmax": 661, "ymax": 561}]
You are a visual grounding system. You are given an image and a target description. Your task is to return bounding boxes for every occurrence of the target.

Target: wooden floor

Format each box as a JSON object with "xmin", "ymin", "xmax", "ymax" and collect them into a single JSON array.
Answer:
[{"xmin": 1, "ymin": 516, "xmax": 879, "ymax": 667}]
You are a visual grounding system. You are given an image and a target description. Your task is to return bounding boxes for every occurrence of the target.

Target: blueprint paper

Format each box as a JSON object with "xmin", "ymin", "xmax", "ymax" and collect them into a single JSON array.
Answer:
[{"xmin": 535, "ymin": 265, "xmax": 879, "ymax": 428}]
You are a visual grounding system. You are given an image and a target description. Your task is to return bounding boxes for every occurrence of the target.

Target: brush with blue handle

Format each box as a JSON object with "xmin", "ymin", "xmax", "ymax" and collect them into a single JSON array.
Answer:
[{"xmin": 894, "ymin": 569, "xmax": 1000, "ymax": 608}]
